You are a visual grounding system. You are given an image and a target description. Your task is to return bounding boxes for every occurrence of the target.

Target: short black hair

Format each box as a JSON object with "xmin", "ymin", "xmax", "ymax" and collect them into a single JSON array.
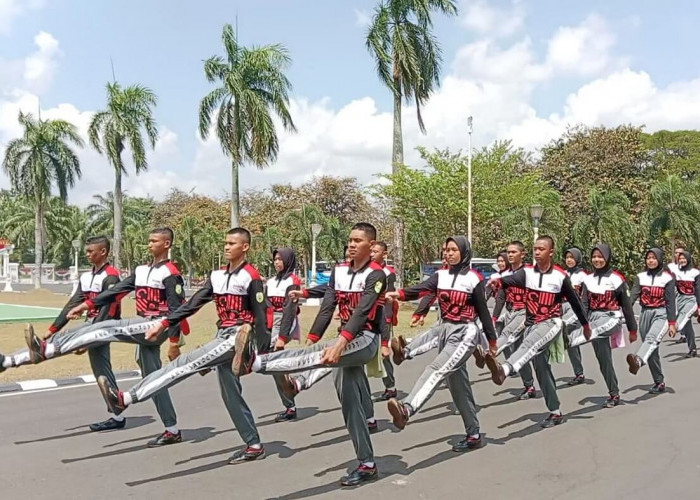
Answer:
[
  {"xmin": 227, "ymin": 227, "xmax": 251, "ymax": 244},
  {"xmin": 374, "ymin": 241, "xmax": 388, "ymax": 252},
  {"xmin": 351, "ymin": 222, "xmax": 376, "ymax": 241},
  {"xmin": 86, "ymin": 236, "xmax": 110, "ymax": 253},
  {"xmin": 151, "ymin": 227, "xmax": 174, "ymax": 243},
  {"xmin": 536, "ymin": 235, "xmax": 555, "ymax": 249},
  {"xmin": 508, "ymin": 240, "xmax": 526, "ymax": 252}
]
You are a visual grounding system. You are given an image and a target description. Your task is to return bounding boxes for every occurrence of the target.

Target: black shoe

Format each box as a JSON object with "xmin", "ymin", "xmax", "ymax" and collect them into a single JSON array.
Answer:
[
  {"xmin": 147, "ymin": 430, "xmax": 182, "ymax": 448},
  {"xmin": 0, "ymin": 353, "xmax": 6, "ymax": 373},
  {"xmin": 518, "ymin": 386, "xmax": 536, "ymax": 400},
  {"xmin": 473, "ymin": 345, "xmax": 486, "ymax": 369},
  {"xmin": 649, "ymin": 382, "xmax": 666, "ymax": 394},
  {"xmin": 567, "ymin": 374, "xmax": 585, "ymax": 386},
  {"xmin": 540, "ymin": 413, "xmax": 563, "ymax": 428},
  {"xmin": 376, "ymin": 388, "xmax": 397, "ymax": 401},
  {"xmin": 228, "ymin": 445, "xmax": 266, "ymax": 464},
  {"xmin": 452, "ymin": 434, "xmax": 483, "ymax": 452},
  {"xmin": 604, "ymin": 395, "xmax": 620, "ymax": 408},
  {"xmin": 340, "ymin": 464, "xmax": 378, "ymax": 487},
  {"xmin": 25, "ymin": 324, "xmax": 44, "ymax": 363},
  {"xmin": 232, "ymin": 324, "xmax": 254, "ymax": 376},
  {"xmin": 89, "ymin": 417, "xmax": 126, "ymax": 432},
  {"xmin": 387, "ymin": 398, "xmax": 409, "ymax": 430},
  {"xmin": 686, "ymin": 349, "xmax": 697, "ymax": 358},
  {"xmin": 675, "ymin": 336, "xmax": 687, "ymax": 344},
  {"xmin": 274, "ymin": 409, "xmax": 297, "ymax": 422},
  {"xmin": 96, "ymin": 375, "xmax": 127, "ymax": 416},
  {"xmin": 367, "ymin": 420, "xmax": 378, "ymax": 433}
]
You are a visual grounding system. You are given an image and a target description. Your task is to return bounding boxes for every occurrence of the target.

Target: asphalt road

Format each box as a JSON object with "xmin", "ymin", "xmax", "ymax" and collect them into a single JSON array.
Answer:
[{"xmin": 2, "ymin": 331, "xmax": 700, "ymax": 499}]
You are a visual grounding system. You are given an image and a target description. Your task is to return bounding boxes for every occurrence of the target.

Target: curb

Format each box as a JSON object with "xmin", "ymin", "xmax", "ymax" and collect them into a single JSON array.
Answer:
[{"xmin": 0, "ymin": 370, "xmax": 141, "ymax": 394}]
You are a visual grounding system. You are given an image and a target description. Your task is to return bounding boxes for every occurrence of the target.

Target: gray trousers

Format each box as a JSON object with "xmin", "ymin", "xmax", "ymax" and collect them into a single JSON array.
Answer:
[
  {"xmin": 636, "ymin": 308, "xmax": 669, "ymax": 384},
  {"xmin": 270, "ymin": 312, "xmax": 297, "ymax": 409},
  {"xmin": 563, "ymin": 303, "xmax": 584, "ymax": 377},
  {"xmin": 258, "ymin": 333, "xmax": 379, "ymax": 463},
  {"xmin": 8, "ymin": 317, "xmax": 176, "ymax": 427},
  {"xmin": 570, "ymin": 311, "xmax": 623, "ymax": 396},
  {"xmin": 404, "ymin": 323, "xmax": 480, "ymax": 435},
  {"xmin": 382, "ymin": 357, "xmax": 395, "ymax": 389},
  {"xmin": 496, "ymin": 309, "xmax": 534, "ymax": 388},
  {"xmin": 129, "ymin": 326, "xmax": 259, "ymax": 445},
  {"xmin": 406, "ymin": 323, "xmax": 441, "ymax": 359},
  {"xmin": 506, "ymin": 318, "xmax": 564, "ymax": 412},
  {"xmin": 677, "ymin": 294, "xmax": 698, "ymax": 351}
]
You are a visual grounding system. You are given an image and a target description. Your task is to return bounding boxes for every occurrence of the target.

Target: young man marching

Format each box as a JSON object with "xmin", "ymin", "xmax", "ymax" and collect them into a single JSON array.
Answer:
[
  {"xmin": 267, "ymin": 248, "xmax": 303, "ymax": 422},
  {"xmin": 0, "ymin": 236, "xmax": 125, "ymax": 431},
  {"xmin": 98, "ymin": 228, "xmax": 269, "ymax": 464},
  {"xmin": 577, "ymin": 244, "xmax": 638, "ymax": 407},
  {"xmin": 563, "ymin": 248, "xmax": 589, "ymax": 386},
  {"xmin": 626, "ymin": 248, "xmax": 677, "ymax": 393},
  {"xmin": 234, "ymin": 222, "xmax": 386, "ymax": 487},
  {"xmin": 370, "ymin": 241, "xmax": 400, "ymax": 401},
  {"xmin": 486, "ymin": 236, "xmax": 590, "ymax": 428},
  {"xmin": 384, "ymin": 236, "xmax": 498, "ymax": 452},
  {"xmin": 668, "ymin": 249, "xmax": 700, "ymax": 357},
  {"xmin": 19, "ymin": 228, "xmax": 186, "ymax": 447},
  {"xmin": 491, "ymin": 241, "xmax": 536, "ymax": 401}
]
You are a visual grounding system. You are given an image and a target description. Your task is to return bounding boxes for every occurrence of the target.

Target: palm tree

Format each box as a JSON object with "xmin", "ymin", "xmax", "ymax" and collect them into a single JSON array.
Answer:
[
  {"xmin": 2, "ymin": 112, "xmax": 83, "ymax": 288},
  {"xmin": 86, "ymin": 192, "xmax": 155, "ymax": 236},
  {"xmin": 282, "ymin": 204, "xmax": 326, "ymax": 279},
  {"xmin": 177, "ymin": 215, "xmax": 201, "ymax": 286},
  {"xmin": 644, "ymin": 174, "xmax": 700, "ymax": 253},
  {"xmin": 88, "ymin": 82, "xmax": 159, "ymax": 270},
  {"xmin": 199, "ymin": 23, "xmax": 297, "ymax": 227},
  {"xmin": 572, "ymin": 187, "xmax": 636, "ymax": 263},
  {"xmin": 366, "ymin": 0, "xmax": 457, "ymax": 285},
  {"xmin": 318, "ymin": 216, "xmax": 349, "ymax": 264}
]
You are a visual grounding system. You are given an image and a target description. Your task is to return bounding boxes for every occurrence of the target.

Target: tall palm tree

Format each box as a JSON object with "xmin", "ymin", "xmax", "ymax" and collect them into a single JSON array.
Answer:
[
  {"xmin": 645, "ymin": 174, "xmax": 700, "ymax": 253},
  {"xmin": 199, "ymin": 23, "xmax": 297, "ymax": 227},
  {"xmin": 2, "ymin": 112, "xmax": 83, "ymax": 288},
  {"xmin": 88, "ymin": 82, "xmax": 159, "ymax": 270},
  {"xmin": 282, "ymin": 204, "xmax": 325, "ymax": 279},
  {"xmin": 366, "ymin": 0, "xmax": 457, "ymax": 285}
]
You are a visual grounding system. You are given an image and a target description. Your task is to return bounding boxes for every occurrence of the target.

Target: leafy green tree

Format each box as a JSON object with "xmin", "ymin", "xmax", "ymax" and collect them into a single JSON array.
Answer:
[
  {"xmin": 88, "ymin": 82, "xmax": 159, "ymax": 270},
  {"xmin": 642, "ymin": 130, "xmax": 700, "ymax": 180},
  {"xmin": 199, "ymin": 23, "xmax": 296, "ymax": 227},
  {"xmin": 86, "ymin": 192, "xmax": 156, "ymax": 236},
  {"xmin": 2, "ymin": 112, "xmax": 83, "ymax": 287},
  {"xmin": 644, "ymin": 174, "xmax": 700, "ymax": 254},
  {"xmin": 367, "ymin": 0, "xmax": 458, "ymax": 284}
]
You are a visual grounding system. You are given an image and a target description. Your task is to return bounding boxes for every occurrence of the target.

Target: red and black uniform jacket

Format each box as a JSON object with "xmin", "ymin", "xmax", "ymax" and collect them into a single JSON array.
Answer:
[
  {"xmin": 306, "ymin": 260, "xmax": 387, "ymax": 344},
  {"xmin": 396, "ymin": 268, "xmax": 497, "ymax": 342},
  {"xmin": 268, "ymin": 273, "xmax": 302, "ymax": 342},
  {"xmin": 496, "ymin": 264, "xmax": 589, "ymax": 327},
  {"xmin": 668, "ymin": 256, "xmax": 700, "ymax": 306},
  {"xmin": 162, "ymin": 262, "xmax": 269, "ymax": 350},
  {"xmin": 492, "ymin": 264, "xmax": 527, "ymax": 321},
  {"xmin": 49, "ymin": 263, "xmax": 122, "ymax": 334},
  {"xmin": 86, "ymin": 260, "xmax": 188, "ymax": 342},
  {"xmin": 629, "ymin": 269, "xmax": 677, "ymax": 325},
  {"xmin": 580, "ymin": 269, "xmax": 637, "ymax": 333}
]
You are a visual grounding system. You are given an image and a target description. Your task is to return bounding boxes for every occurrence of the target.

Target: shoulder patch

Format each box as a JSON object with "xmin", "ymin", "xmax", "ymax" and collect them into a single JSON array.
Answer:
[
  {"xmin": 256, "ymin": 291, "xmax": 264, "ymax": 303},
  {"xmin": 374, "ymin": 280, "xmax": 383, "ymax": 293},
  {"xmin": 175, "ymin": 284, "xmax": 183, "ymax": 295}
]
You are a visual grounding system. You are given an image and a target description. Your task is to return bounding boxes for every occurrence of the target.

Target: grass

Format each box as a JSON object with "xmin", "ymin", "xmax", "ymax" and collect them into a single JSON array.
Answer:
[{"xmin": 0, "ymin": 290, "xmax": 427, "ymax": 383}]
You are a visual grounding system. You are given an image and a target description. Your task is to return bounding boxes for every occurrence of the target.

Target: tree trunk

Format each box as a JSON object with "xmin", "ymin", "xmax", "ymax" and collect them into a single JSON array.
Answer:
[
  {"xmin": 230, "ymin": 160, "xmax": 240, "ymax": 227},
  {"xmin": 33, "ymin": 195, "xmax": 43, "ymax": 289},
  {"xmin": 113, "ymin": 167, "xmax": 123, "ymax": 270},
  {"xmin": 392, "ymin": 76, "xmax": 405, "ymax": 287}
]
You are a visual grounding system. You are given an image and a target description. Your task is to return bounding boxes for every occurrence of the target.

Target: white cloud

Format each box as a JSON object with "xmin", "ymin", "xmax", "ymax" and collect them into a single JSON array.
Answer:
[
  {"xmin": 23, "ymin": 31, "xmax": 62, "ymax": 93},
  {"xmin": 461, "ymin": 0, "xmax": 525, "ymax": 38},
  {"xmin": 354, "ymin": 8, "xmax": 372, "ymax": 28},
  {"xmin": 0, "ymin": 0, "xmax": 44, "ymax": 36},
  {"xmin": 545, "ymin": 14, "xmax": 617, "ymax": 76}
]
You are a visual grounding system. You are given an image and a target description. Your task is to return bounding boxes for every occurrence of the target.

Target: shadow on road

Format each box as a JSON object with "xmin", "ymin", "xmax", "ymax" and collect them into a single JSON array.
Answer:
[{"xmin": 14, "ymin": 416, "xmax": 156, "ymax": 445}]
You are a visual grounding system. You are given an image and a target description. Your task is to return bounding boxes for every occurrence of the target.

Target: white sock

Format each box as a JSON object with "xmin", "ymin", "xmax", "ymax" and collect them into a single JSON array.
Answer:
[
  {"xmin": 551, "ymin": 409, "xmax": 561, "ymax": 416},
  {"xmin": 362, "ymin": 461, "xmax": 375, "ymax": 468},
  {"xmin": 503, "ymin": 363, "xmax": 512, "ymax": 376},
  {"xmin": 288, "ymin": 406, "xmax": 296, "ymax": 411},
  {"xmin": 386, "ymin": 387, "xmax": 396, "ymax": 391},
  {"xmin": 165, "ymin": 425, "xmax": 179, "ymax": 434},
  {"xmin": 252, "ymin": 356, "xmax": 262, "ymax": 372},
  {"xmin": 122, "ymin": 391, "xmax": 133, "ymax": 406},
  {"xmin": 249, "ymin": 443, "xmax": 262, "ymax": 449},
  {"xmin": 44, "ymin": 344, "xmax": 55, "ymax": 358},
  {"xmin": 111, "ymin": 414, "xmax": 125, "ymax": 422},
  {"xmin": 469, "ymin": 433, "xmax": 480, "ymax": 439},
  {"xmin": 2, "ymin": 358, "xmax": 11, "ymax": 368},
  {"xmin": 366, "ymin": 417, "xmax": 376, "ymax": 424}
]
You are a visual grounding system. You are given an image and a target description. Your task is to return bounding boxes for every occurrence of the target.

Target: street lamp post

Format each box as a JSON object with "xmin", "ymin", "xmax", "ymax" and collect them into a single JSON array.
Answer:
[
  {"xmin": 467, "ymin": 115, "xmax": 473, "ymax": 244},
  {"xmin": 310, "ymin": 223, "xmax": 323, "ymax": 287},
  {"xmin": 71, "ymin": 239, "xmax": 81, "ymax": 295},
  {"xmin": 530, "ymin": 205, "xmax": 544, "ymax": 264}
]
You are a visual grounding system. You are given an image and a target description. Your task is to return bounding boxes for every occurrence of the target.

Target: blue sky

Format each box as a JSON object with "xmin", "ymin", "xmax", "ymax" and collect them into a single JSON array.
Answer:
[{"xmin": 1, "ymin": 0, "xmax": 700, "ymax": 205}]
